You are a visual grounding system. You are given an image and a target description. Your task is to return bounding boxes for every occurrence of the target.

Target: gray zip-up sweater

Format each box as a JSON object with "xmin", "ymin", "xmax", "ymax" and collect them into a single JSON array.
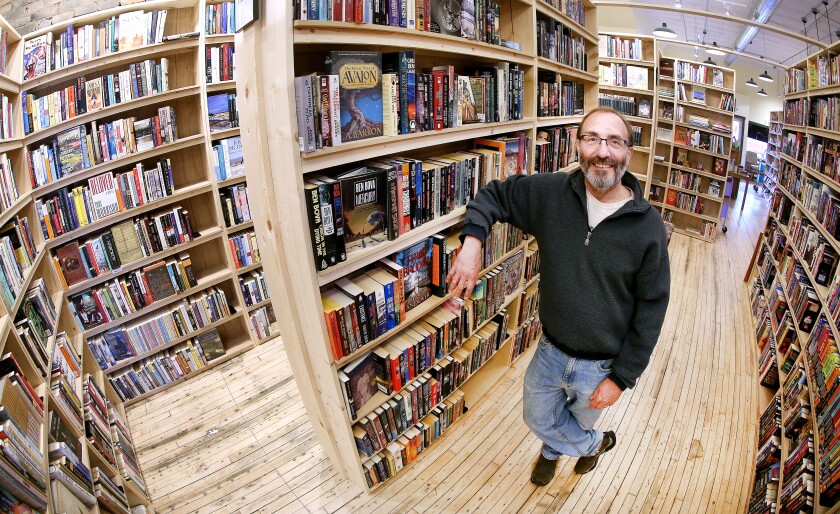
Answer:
[{"xmin": 461, "ymin": 169, "xmax": 670, "ymax": 390}]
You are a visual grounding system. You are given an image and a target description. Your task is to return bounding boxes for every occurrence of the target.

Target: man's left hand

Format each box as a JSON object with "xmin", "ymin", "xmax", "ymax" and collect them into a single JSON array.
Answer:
[{"xmin": 589, "ymin": 378, "xmax": 622, "ymax": 410}]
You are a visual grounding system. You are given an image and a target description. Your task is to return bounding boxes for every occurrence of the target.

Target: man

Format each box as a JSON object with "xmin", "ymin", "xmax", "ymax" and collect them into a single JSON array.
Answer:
[{"xmin": 447, "ymin": 107, "xmax": 671, "ymax": 485}]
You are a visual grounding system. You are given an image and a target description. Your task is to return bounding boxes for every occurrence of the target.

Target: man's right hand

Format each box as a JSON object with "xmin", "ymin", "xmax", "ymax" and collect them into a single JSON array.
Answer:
[{"xmin": 446, "ymin": 235, "xmax": 483, "ymax": 299}]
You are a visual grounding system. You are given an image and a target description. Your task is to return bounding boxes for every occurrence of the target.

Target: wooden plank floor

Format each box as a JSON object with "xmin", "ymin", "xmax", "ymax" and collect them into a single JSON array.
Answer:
[{"xmin": 126, "ymin": 184, "xmax": 769, "ymax": 514}]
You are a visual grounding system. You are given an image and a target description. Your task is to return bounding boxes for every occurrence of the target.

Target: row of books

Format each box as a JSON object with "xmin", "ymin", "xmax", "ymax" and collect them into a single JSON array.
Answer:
[
  {"xmin": 51, "ymin": 334, "xmax": 83, "ymax": 434},
  {"xmin": 783, "ymin": 131, "xmax": 804, "ymax": 162},
  {"xmin": 783, "ymin": 262, "xmax": 821, "ymax": 333},
  {"xmin": 803, "ymin": 133, "xmax": 840, "ymax": 183},
  {"xmin": 92, "ymin": 466, "xmax": 129, "ymax": 514},
  {"xmin": 0, "ymin": 153, "xmax": 17, "ymax": 215},
  {"xmin": 87, "ymin": 287, "xmax": 232, "ymax": 371},
  {"xmin": 108, "ymin": 405, "xmax": 146, "ymax": 494},
  {"xmin": 212, "ymin": 135, "xmax": 245, "ymax": 180},
  {"xmin": 323, "ymin": 236, "xmax": 453, "ymax": 361},
  {"xmin": 84, "ymin": 375, "xmax": 116, "ymax": 471},
  {"xmin": 598, "ymin": 63, "xmax": 649, "ymax": 90},
  {"xmin": 462, "ymin": 251, "xmax": 522, "ymax": 335},
  {"xmin": 675, "ymin": 63, "xmax": 726, "ymax": 88},
  {"xmin": 674, "ymin": 126, "xmax": 727, "ymax": 155},
  {"xmin": 229, "ymin": 230, "xmax": 260, "ymax": 269},
  {"xmin": 27, "ymin": 106, "xmax": 179, "ymax": 189},
  {"xmin": 206, "ymin": 43, "xmax": 235, "ymax": 84},
  {"xmin": 208, "ymin": 93, "xmax": 239, "ymax": 135},
  {"xmin": 297, "ymin": 51, "xmax": 523, "ymax": 151},
  {"xmin": 0, "ymin": 217, "xmax": 38, "ymax": 308},
  {"xmin": 537, "ymin": 74, "xmax": 584, "ymax": 117},
  {"xmin": 14, "ymin": 279, "xmax": 58, "ymax": 378},
  {"xmin": 206, "ymin": 2, "xmax": 236, "ymax": 35},
  {"xmin": 249, "ymin": 304, "xmax": 276, "ymax": 340},
  {"xmin": 747, "ymin": 461, "xmax": 780, "ymax": 514},
  {"xmin": 756, "ymin": 312, "xmax": 778, "ymax": 388},
  {"xmin": 305, "ymin": 137, "xmax": 527, "ymax": 269},
  {"xmin": 293, "ymin": 0, "xmax": 520, "ymax": 50},
  {"xmin": 23, "ymin": 57, "xmax": 171, "ymax": 137},
  {"xmin": 361, "ymin": 390, "xmax": 465, "ymax": 488},
  {"xmin": 219, "ymin": 184, "xmax": 251, "ymax": 228},
  {"xmin": 536, "ymin": 19, "xmax": 587, "ymax": 72},
  {"xmin": 534, "ymin": 124, "xmax": 579, "ymax": 174},
  {"xmin": 0, "ymin": 27, "xmax": 8, "ymax": 76},
  {"xmin": 597, "ymin": 93, "xmax": 650, "ymax": 119},
  {"xmin": 598, "ymin": 35, "xmax": 645, "ymax": 61},
  {"xmin": 23, "ymin": 10, "xmax": 170, "ymax": 80},
  {"xmin": 523, "ymin": 245, "xmax": 539, "ymax": 283},
  {"xmin": 787, "ymin": 216, "xmax": 839, "ymax": 287},
  {"xmin": 53, "ymin": 205, "xmax": 195, "ymax": 290},
  {"xmin": 780, "ymin": 428, "xmax": 815, "ymax": 511},
  {"xmin": 35, "ymin": 158, "xmax": 176, "ymax": 241},
  {"xmin": 807, "ymin": 53, "xmax": 840, "ymax": 90},
  {"xmin": 784, "ymin": 98, "xmax": 807, "ymax": 126},
  {"xmin": 782, "ymin": 363, "xmax": 810, "ymax": 438},
  {"xmin": 109, "ymin": 327, "xmax": 228, "ymax": 401},
  {"xmin": 241, "ymin": 270, "xmax": 269, "ymax": 308},
  {"xmin": 0, "ymin": 93, "xmax": 12, "ymax": 140},
  {"xmin": 67, "ymin": 252, "xmax": 199, "ymax": 332},
  {"xmin": 510, "ymin": 315, "xmax": 542, "ymax": 363}
]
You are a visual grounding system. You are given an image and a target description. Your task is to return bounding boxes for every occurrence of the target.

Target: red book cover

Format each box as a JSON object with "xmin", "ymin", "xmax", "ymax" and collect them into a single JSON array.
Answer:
[
  {"xmin": 345, "ymin": 0, "xmax": 354, "ymax": 22},
  {"xmin": 665, "ymin": 189, "xmax": 677, "ymax": 206},
  {"xmin": 333, "ymin": 0, "xmax": 343, "ymax": 20},
  {"xmin": 355, "ymin": 0, "xmax": 363, "ymax": 22}
]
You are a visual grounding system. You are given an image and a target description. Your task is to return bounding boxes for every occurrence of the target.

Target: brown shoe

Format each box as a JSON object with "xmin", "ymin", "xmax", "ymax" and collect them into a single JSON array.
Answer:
[
  {"xmin": 574, "ymin": 431, "xmax": 616, "ymax": 474},
  {"xmin": 530, "ymin": 453, "xmax": 559, "ymax": 485}
]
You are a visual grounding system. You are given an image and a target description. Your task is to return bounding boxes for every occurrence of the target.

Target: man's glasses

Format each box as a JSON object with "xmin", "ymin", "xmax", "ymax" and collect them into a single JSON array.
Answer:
[{"xmin": 578, "ymin": 134, "xmax": 632, "ymax": 150}]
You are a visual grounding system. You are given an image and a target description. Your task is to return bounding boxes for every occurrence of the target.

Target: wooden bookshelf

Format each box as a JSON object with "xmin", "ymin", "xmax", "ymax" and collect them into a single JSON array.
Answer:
[
  {"xmin": 651, "ymin": 55, "xmax": 735, "ymax": 243},
  {"xmin": 744, "ymin": 39, "xmax": 840, "ymax": 514},
  {"xmin": 597, "ymin": 33, "xmax": 657, "ymax": 199},
  {"xmin": 236, "ymin": 0, "xmax": 595, "ymax": 492}
]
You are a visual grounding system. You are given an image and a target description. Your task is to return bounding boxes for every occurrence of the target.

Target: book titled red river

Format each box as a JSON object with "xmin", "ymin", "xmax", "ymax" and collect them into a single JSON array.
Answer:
[{"xmin": 326, "ymin": 51, "xmax": 383, "ymax": 143}]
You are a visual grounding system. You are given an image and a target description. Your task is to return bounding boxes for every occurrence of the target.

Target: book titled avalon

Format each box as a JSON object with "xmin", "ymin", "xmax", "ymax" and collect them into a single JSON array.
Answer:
[
  {"xmin": 326, "ymin": 51, "xmax": 383, "ymax": 143},
  {"xmin": 337, "ymin": 166, "xmax": 388, "ymax": 254}
]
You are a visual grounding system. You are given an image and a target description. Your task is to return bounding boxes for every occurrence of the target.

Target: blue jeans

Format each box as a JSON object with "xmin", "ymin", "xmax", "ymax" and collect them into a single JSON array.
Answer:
[{"xmin": 523, "ymin": 335, "xmax": 613, "ymax": 459}]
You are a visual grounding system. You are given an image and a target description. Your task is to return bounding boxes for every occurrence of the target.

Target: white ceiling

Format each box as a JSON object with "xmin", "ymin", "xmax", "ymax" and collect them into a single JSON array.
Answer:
[{"xmin": 611, "ymin": 0, "xmax": 840, "ymax": 69}]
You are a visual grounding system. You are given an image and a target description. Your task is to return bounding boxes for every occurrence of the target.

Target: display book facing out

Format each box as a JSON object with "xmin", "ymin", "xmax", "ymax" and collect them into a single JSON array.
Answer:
[
  {"xmin": 649, "ymin": 53, "xmax": 735, "ymax": 243},
  {"xmin": 0, "ymin": 0, "xmax": 279, "ymax": 511},
  {"xmin": 236, "ymin": 0, "xmax": 597, "ymax": 492},
  {"xmin": 596, "ymin": 32, "xmax": 657, "ymax": 196},
  {"xmin": 742, "ymin": 38, "xmax": 840, "ymax": 514}
]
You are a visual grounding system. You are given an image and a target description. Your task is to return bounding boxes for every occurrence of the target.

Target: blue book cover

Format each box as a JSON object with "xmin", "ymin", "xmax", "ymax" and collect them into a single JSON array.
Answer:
[
  {"xmin": 327, "ymin": 51, "xmax": 383, "ymax": 143},
  {"xmin": 394, "ymin": 238, "xmax": 432, "ymax": 311},
  {"xmin": 103, "ymin": 329, "xmax": 134, "ymax": 362}
]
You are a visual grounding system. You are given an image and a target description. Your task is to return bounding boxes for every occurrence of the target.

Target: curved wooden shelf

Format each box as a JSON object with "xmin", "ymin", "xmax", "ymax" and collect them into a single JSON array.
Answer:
[
  {"xmin": 536, "ymin": 115, "xmax": 583, "ymax": 127},
  {"xmin": 674, "ymin": 100, "xmax": 735, "ymax": 116},
  {"xmin": 671, "ymin": 142, "xmax": 728, "ymax": 158},
  {"xmin": 24, "ymin": 85, "xmax": 201, "ymax": 145},
  {"xmin": 675, "ymin": 78, "xmax": 734, "ymax": 94},
  {"xmin": 217, "ymin": 173, "xmax": 248, "ymax": 187},
  {"xmin": 625, "ymin": 115, "xmax": 653, "ymax": 125},
  {"xmin": 672, "ymin": 120, "xmax": 732, "ymax": 138},
  {"xmin": 599, "ymin": 56, "xmax": 655, "ymax": 67},
  {"xmin": 22, "ymin": 38, "xmax": 200, "ymax": 92},
  {"xmin": 0, "ymin": 195, "xmax": 31, "ymax": 229},
  {"xmin": 205, "ymin": 34, "xmax": 235, "ymax": 44},
  {"xmin": 661, "ymin": 203, "xmax": 719, "ymax": 223},
  {"xmin": 534, "ymin": 0, "xmax": 597, "ymax": 44},
  {"xmin": 293, "ymin": 21, "xmax": 535, "ymax": 66},
  {"xmin": 235, "ymin": 261, "xmax": 264, "ymax": 276},
  {"xmin": 0, "ymin": 138, "xmax": 22, "ymax": 155},
  {"xmin": 209, "ymin": 126, "xmax": 240, "ymax": 140},
  {"xmin": 598, "ymin": 83, "xmax": 654, "ymax": 96},
  {"xmin": 206, "ymin": 80, "xmax": 236, "ymax": 93},
  {"xmin": 668, "ymin": 163, "xmax": 727, "ymax": 181},
  {"xmin": 225, "ymin": 219, "xmax": 254, "ymax": 234},
  {"xmin": 300, "ymin": 118, "xmax": 536, "ymax": 173},
  {"xmin": 664, "ymin": 182, "xmax": 724, "ymax": 202},
  {"xmin": 536, "ymin": 57, "xmax": 598, "ymax": 82},
  {"xmin": 0, "ymin": 74, "xmax": 18, "ymax": 95}
]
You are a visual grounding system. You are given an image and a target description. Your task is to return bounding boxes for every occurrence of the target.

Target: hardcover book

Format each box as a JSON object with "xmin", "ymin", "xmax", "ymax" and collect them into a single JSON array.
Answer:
[
  {"xmin": 102, "ymin": 329, "xmax": 133, "ymax": 362},
  {"xmin": 57, "ymin": 127, "xmax": 87, "ymax": 175},
  {"xmin": 68, "ymin": 291, "xmax": 107, "ymax": 330},
  {"xmin": 208, "ymin": 93, "xmax": 233, "ymax": 132},
  {"xmin": 713, "ymin": 157, "xmax": 727, "ymax": 176},
  {"xmin": 394, "ymin": 237, "xmax": 432, "ymax": 311},
  {"xmin": 429, "ymin": 0, "xmax": 462, "ymax": 36},
  {"xmin": 23, "ymin": 34, "xmax": 49, "ymax": 80},
  {"xmin": 196, "ymin": 328, "xmax": 225, "ymax": 361},
  {"xmin": 326, "ymin": 51, "xmax": 383, "ymax": 143},
  {"xmin": 88, "ymin": 173, "xmax": 122, "ymax": 220},
  {"xmin": 337, "ymin": 166, "xmax": 388, "ymax": 254},
  {"xmin": 56, "ymin": 243, "xmax": 88, "ymax": 287},
  {"xmin": 225, "ymin": 136, "xmax": 244, "ymax": 176},
  {"xmin": 85, "ymin": 77, "xmax": 103, "ymax": 112},
  {"xmin": 110, "ymin": 221, "xmax": 144, "ymax": 264},
  {"xmin": 117, "ymin": 11, "xmax": 146, "ymax": 51},
  {"xmin": 133, "ymin": 119, "xmax": 154, "ymax": 152},
  {"xmin": 143, "ymin": 262, "xmax": 177, "ymax": 300}
]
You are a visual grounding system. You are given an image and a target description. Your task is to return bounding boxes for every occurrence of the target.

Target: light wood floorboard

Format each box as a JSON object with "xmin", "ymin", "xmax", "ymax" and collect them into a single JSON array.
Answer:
[{"xmin": 126, "ymin": 184, "xmax": 769, "ymax": 513}]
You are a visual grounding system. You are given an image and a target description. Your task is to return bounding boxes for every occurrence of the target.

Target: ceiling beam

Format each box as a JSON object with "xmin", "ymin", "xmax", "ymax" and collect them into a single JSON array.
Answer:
[
  {"xmin": 658, "ymin": 40, "xmax": 786, "ymax": 67},
  {"xmin": 591, "ymin": 1, "xmax": 827, "ymax": 49}
]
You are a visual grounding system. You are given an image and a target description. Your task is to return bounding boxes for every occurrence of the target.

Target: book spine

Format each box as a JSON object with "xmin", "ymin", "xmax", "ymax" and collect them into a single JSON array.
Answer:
[{"xmin": 304, "ymin": 186, "xmax": 328, "ymax": 271}]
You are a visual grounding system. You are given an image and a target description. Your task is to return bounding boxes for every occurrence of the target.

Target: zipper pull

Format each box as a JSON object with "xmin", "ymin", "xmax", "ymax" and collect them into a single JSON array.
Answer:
[{"xmin": 585, "ymin": 230, "xmax": 592, "ymax": 246}]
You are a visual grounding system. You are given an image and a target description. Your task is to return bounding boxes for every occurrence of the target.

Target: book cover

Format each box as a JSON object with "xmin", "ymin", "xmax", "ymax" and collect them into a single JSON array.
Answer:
[
  {"xmin": 637, "ymin": 98, "xmax": 651, "ymax": 118},
  {"xmin": 110, "ymin": 221, "xmax": 144, "ymax": 264},
  {"xmin": 195, "ymin": 328, "xmax": 225, "ymax": 361},
  {"xmin": 88, "ymin": 173, "xmax": 121, "ymax": 220},
  {"xmin": 327, "ymin": 51, "xmax": 383, "ymax": 143},
  {"xmin": 457, "ymin": 75, "xmax": 478, "ymax": 125},
  {"xmin": 713, "ymin": 157, "xmax": 727, "ymax": 176},
  {"xmin": 56, "ymin": 243, "xmax": 88, "ymax": 287},
  {"xmin": 691, "ymin": 86, "xmax": 706, "ymax": 104},
  {"xmin": 429, "ymin": 0, "xmax": 461, "ymax": 36},
  {"xmin": 68, "ymin": 292, "xmax": 107, "ymax": 330},
  {"xmin": 337, "ymin": 166, "xmax": 388, "ymax": 254},
  {"xmin": 225, "ymin": 136, "xmax": 245, "ymax": 176},
  {"xmin": 23, "ymin": 35, "xmax": 49, "ymax": 80},
  {"xmin": 673, "ymin": 125, "xmax": 689, "ymax": 146},
  {"xmin": 85, "ymin": 77, "xmax": 103, "ymax": 112},
  {"xmin": 665, "ymin": 189, "xmax": 677, "ymax": 206},
  {"xmin": 675, "ymin": 148, "xmax": 688, "ymax": 165},
  {"xmin": 102, "ymin": 329, "xmax": 133, "ymax": 362},
  {"xmin": 394, "ymin": 237, "xmax": 432, "ymax": 311},
  {"xmin": 57, "ymin": 127, "xmax": 86, "ymax": 175},
  {"xmin": 133, "ymin": 119, "xmax": 153, "ymax": 152},
  {"xmin": 117, "ymin": 11, "xmax": 146, "ymax": 51},
  {"xmin": 207, "ymin": 93, "xmax": 233, "ymax": 132},
  {"xmin": 342, "ymin": 352, "xmax": 379, "ymax": 412},
  {"xmin": 460, "ymin": 0, "xmax": 476, "ymax": 38},
  {"xmin": 660, "ymin": 59, "xmax": 674, "ymax": 78},
  {"xmin": 143, "ymin": 263, "xmax": 176, "ymax": 300}
]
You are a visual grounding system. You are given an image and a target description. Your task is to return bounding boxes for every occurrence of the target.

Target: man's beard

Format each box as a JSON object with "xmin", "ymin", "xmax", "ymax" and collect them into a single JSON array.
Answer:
[{"xmin": 581, "ymin": 155, "xmax": 628, "ymax": 194}]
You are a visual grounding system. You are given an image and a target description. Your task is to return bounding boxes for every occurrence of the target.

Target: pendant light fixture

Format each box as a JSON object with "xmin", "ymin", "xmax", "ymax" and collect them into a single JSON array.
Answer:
[
  {"xmin": 746, "ymin": 78, "xmax": 758, "ymax": 87},
  {"xmin": 704, "ymin": 57, "xmax": 717, "ymax": 65},
  {"xmin": 706, "ymin": 42, "xmax": 726, "ymax": 56},
  {"xmin": 653, "ymin": 23, "xmax": 678, "ymax": 38},
  {"xmin": 758, "ymin": 70, "xmax": 774, "ymax": 82},
  {"xmin": 757, "ymin": 88, "xmax": 768, "ymax": 97}
]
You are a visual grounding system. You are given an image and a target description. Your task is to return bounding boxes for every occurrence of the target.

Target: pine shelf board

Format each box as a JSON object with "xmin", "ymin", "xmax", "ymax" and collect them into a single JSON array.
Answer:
[
  {"xmin": 235, "ymin": 261, "xmax": 263, "ymax": 275},
  {"xmin": 21, "ymin": 38, "xmax": 200, "ymax": 92},
  {"xmin": 650, "ymin": 200, "xmax": 663, "ymax": 208},
  {"xmin": 599, "ymin": 57, "xmax": 655, "ymax": 67},
  {"xmin": 332, "ymin": 240, "xmax": 527, "ymax": 368},
  {"xmin": 0, "ymin": 194, "xmax": 32, "ymax": 230},
  {"xmin": 226, "ymin": 219, "xmax": 254, "ymax": 234},
  {"xmin": 81, "ymin": 265, "xmax": 232, "ymax": 339},
  {"xmin": 670, "ymin": 142, "xmax": 728, "ymax": 159},
  {"xmin": 597, "ymin": 84, "xmax": 654, "ymax": 96},
  {"xmin": 47, "ymin": 387, "xmax": 84, "ymax": 435},
  {"xmin": 664, "ymin": 183, "xmax": 724, "ymax": 202},
  {"xmin": 209, "ymin": 126, "xmax": 240, "ymax": 140},
  {"xmin": 0, "ymin": 138, "xmax": 22, "ymax": 154},
  {"xmin": 631, "ymin": 172, "xmax": 647, "ymax": 183},
  {"xmin": 45, "ymin": 181, "xmax": 214, "ymax": 248},
  {"xmin": 523, "ymin": 274, "xmax": 540, "ymax": 289},
  {"xmin": 98, "ymin": 311, "xmax": 244, "ymax": 374},
  {"xmin": 217, "ymin": 174, "xmax": 247, "ymax": 187},
  {"xmin": 85, "ymin": 438, "xmax": 119, "ymax": 478},
  {"xmin": 661, "ymin": 204, "xmax": 719, "ymax": 223},
  {"xmin": 24, "ymin": 85, "xmax": 202, "ymax": 145},
  {"xmin": 672, "ymin": 121, "xmax": 732, "ymax": 138},
  {"xmin": 536, "ymin": 115, "xmax": 584, "ymax": 127},
  {"xmin": 558, "ymin": 162, "xmax": 580, "ymax": 173},
  {"xmin": 803, "ymin": 83, "xmax": 840, "ymax": 97},
  {"xmin": 292, "ymin": 21, "xmax": 536, "ymax": 66},
  {"xmin": 254, "ymin": 329, "xmax": 282, "ymax": 346},
  {"xmin": 670, "ymin": 225, "xmax": 714, "ymax": 242},
  {"xmin": 246, "ymin": 298, "xmax": 273, "ymax": 312},
  {"xmin": 32, "ymin": 133, "xmax": 206, "ymax": 198},
  {"xmin": 122, "ymin": 336, "xmax": 252, "ymax": 407},
  {"xmin": 675, "ymin": 78, "xmax": 734, "ymax": 94},
  {"xmin": 633, "ymin": 146, "xmax": 651, "ymax": 153},
  {"xmin": 624, "ymin": 115, "xmax": 654, "ymax": 125},
  {"xmin": 534, "ymin": 1, "xmax": 597, "ymax": 44},
  {"xmin": 782, "ymin": 123, "xmax": 807, "ymax": 133},
  {"xmin": 536, "ymin": 58, "xmax": 598, "ymax": 83},
  {"xmin": 785, "ymin": 89, "xmax": 809, "ymax": 100},
  {"xmin": 674, "ymin": 100, "xmax": 735, "ymax": 117},
  {"xmin": 667, "ymin": 163, "xmax": 727, "ymax": 181},
  {"xmin": 205, "ymin": 80, "xmax": 236, "ymax": 93},
  {"xmin": 122, "ymin": 478, "xmax": 150, "ymax": 507},
  {"xmin": 9, "ymin": 244, "xmax": 47, "ymax": 315},
  {"xmin": 299, "ymin": 119, "xmax": 536, "ymax": 174},
  {"xmin": 0, "ymin": 74, "xmax": 18, "ymax": 95},
  {"xmin": 204, "ymin": 34, "xmax": 235, "ymax": 44},
  {"xmin": 804, "ymin": 125, "xmax": 840, "ymax": 142},
  {"xmin": 63, "ymin": 228, "xmax": 224, "ymax": 297},
  {"xmin": 317, "ymin": 206, "xmax": 467, "ymax": 286}
]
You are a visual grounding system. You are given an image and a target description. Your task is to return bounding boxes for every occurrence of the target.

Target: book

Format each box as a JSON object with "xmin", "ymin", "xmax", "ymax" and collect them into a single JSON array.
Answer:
[
  {"xmin": 85, "ymin": 77, "xmax": 104, "ymax": 112},
  {"xmin": 68, "ymin": 291, "xmax": 107, "ymax": 331},
  {"xmin": 56, "ymin": 126, "xmax": 87, "ymax": 176},
  {"xmin": 22, "ymin": 34, "xmax": 49, "ymax": 80},
  {"xmin": 337, "ymin": 166, "xmax": 388, "ymax": 254},
  {"xmin": 341, "ymin": 352, "xmax": 379, "ymax": 414},
  {"xmin": 429, "ymin": 0, "xmax": 462, "ymax": 36},
  {"xmin": 117, "ymin": 11, "xmax": 147, "ymax": 51},
  {"xmin": 326, "ymin": 51, "xmax": 383, "ymax": 143},
  {"xmin": 110, "ymin": 221, "xmax": 144, "ymax": 264},
  {"xmin": 457, "ymin": 75, "xmax": 478, "ymax": 125},
  {"xmin": 675, "ymin": 148, "xmax": 688, "ymax": 165},
  {"xmin": 195, "ymin": 328, "xmax": 225, "ymax": 361},
  {"xmin": 691, "ymin": 86, "xmax": 706, "ymax": 104},
  {"xmin": 394, "ymin": 238, "xmax": 432, "ymax": 312},
  {"xmin": 142, "ymin": 262, "xmax": 176, "ymax": 300},
  {"xmin": 88, "ymin": 173, "xmax": 121, "ymax": 220},
  {"xmin": 713, "ymin": 157, "xmax": 727, "ymax": 176},
  {"xmin": 207, "ymin": 93, "xmax": 235, "ymax": 132},
  {"xmin": 637, "ymin": 98, "xmax": 651, "ymax": 118},
  {"xmin": 55, "ymin": 242, "xmax": 88, "ymax": 287},
  {"xmin": 102, "ymin": 330, "xmax": 134, "ymax": 363}
]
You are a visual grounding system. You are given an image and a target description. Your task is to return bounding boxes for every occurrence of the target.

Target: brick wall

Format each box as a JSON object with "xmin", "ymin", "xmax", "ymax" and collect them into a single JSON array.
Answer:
[{"xmin": 0, "ymin": 0, "xmax": 120, "ymax": 36}]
